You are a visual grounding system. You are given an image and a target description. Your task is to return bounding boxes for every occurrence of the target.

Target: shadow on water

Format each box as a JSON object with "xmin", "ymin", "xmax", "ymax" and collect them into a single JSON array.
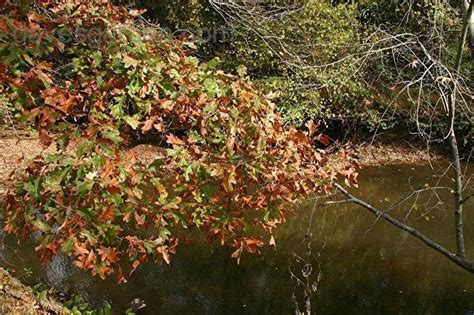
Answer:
[{"xmin": 1, "ymin": 164, "xmax": 474, "ymax": 314}]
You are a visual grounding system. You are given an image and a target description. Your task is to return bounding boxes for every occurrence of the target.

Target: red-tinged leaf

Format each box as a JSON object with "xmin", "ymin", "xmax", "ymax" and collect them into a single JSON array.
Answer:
[
  {"xmin": 74, "ymin": 243, "xmax": 88, "ymax": 257},
  {"xmin": 166, "ymin": 134, "xmax": 186, "ymax": 146},
  {"xmin": 231, "ymin": 244, "xmax": 244, "ymax": 265},
  {"xmin": 272, "ymin": 121, "xmax": 282, "ymax": 132},
  {"xmin": 37, "ymin": 61, "xmax": 53, "ymax": 70},
  {"xmin": 84, "ymin": 250, "xmax": 96, "ymax": 269},
  {"xmin": 134, "ymin": 211, "xmax": 146, "ymax": 227},
  {"xmin": 0, "ymin": 17, "xmax": 7, "ymax": 32},
  {"xmin": 73, "ymin": 259, "xmax": 84, "ymax": 269},
  {"xmin": 154, "ymin": 122, "xmax": 165, "ymax": 132},
  {"xmin": 41, "ymin": 88, "xmax": 78, "ymax": 114},
  {"xmin": 157, "ymin": 247, "xmax": 171, "ymax": 265},
  {"xmin": 130, "ymin": 260, "xmax": 141, "ymax": 275},
  {"xmin": 117, "ymin": 267, "xmax": 128, "ymax": 284},
  {"xmin": 123, "ymin": 211, "xmax": 132, "ymax": 223},
  {"xmin": 85, "ymin": 127, "xmax": 98, "ymax": 138},
  {"xmin": 316, "ymin": 134, "xmax": 330, "ymax": 146},
  {"xmin": 26, "ymin": 161, "xmax": 44, "ymax": 174},
  {"xmin": 200, "ymin": 120, "xmax": 207, "ymax": 136},
  {"xmin": 160, "ymin": 99, "xmax": 174, "ymax": 110},
  {"xmin": 98, "ymin": 247, "xmax": 119, "ymax": 264},
  {"xmin": 196, "ymin": 93, "xmax": 207, "ymax": 106},
  {"xmin": 39, "ymin": 129, "xmax": 52, "ymax": 146},
  {"xmin": 142, "ymin": 118, "xmax": 155, "ymax": 132},
  {"xmin": 305, "ymin": 120, "xmax": 318, "ymax": 136},
  {"xmin": 98, "ymin": 207, "xmax": 115, "ymax": 223},
  {"xmin": 239, "ymin": 92, "xmax": 254, "ymax": 102}
]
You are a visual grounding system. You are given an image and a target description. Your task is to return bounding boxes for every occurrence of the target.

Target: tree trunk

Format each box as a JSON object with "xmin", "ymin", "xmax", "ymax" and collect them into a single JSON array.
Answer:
[
  {"xmin": 451, "ymin": 0, "xmax": 472, "ymax": 258},
  {"xmin": 463, "ymin": 0, "xmax": 474, "ymax": 56}
]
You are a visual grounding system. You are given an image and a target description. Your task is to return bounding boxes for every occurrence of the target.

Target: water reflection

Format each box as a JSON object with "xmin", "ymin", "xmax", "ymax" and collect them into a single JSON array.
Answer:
[{"xmin": 1, "ymin": 164, "xmax": 474, "ymax": 314}]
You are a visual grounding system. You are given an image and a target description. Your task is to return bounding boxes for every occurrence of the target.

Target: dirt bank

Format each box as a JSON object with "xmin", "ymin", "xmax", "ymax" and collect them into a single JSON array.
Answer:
[
  {"xmin": 350, "ymin": 142, "xmax": 442, "ymax": 167},
  {"xmin": 0, "ymin": 268, "xmax": 64, "ymax": 314}
]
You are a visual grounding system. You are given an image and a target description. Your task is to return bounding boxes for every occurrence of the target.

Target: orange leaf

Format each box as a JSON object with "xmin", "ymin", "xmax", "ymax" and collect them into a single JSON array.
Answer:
[
  {"xmin": 231, "ymin": 244, "xmax": 244, "ymax": 265},
  {"xmin": 117, "ymin": 267, "xmax": 128, "ymax": 284},
  {"xmin": 166, "ymin": 134, "xmax": 186, "ymax": 146},
  {"xmin": 196, "ymin": 93, "xmax": 207, "ymax": 106},
  {"xmin": 0, "ymin": 17, "xmax": 7, "ymax": 32},
  {"xmin": 39, "ymin": 129, "xmax": 52, "ymax": 146},
  {"xmin": 141, "ymin": 117, "xmax": 156, "ymax": 132},
  {"xmin": 98, "ymin": 207, "xmax": 115, "ymax": 223},
  {"xmin": 154, "ymin": 122, "xmax": 165, "ymax": 132},
  {"xmin": 316, "ymin": 134, "xmax": 330, "ymax": 146},
  {"xmin": 73, "ymin": 242, "xmax": 89, "ymax": 256},
  {"xmin": 130, "ymin": 260, "xmax": 141, "ymax": 275},
  {"xmin": 160, "ymin": 99, "xmax": 174, "ymax": 110},
  {"xmin": 305, "ymin": 120, "xmax": 317, "ymax": 136}
]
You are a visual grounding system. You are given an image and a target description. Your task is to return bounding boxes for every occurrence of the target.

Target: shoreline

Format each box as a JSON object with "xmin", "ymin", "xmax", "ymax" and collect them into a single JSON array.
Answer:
[
  {"xmin": 0, "ymin": 268, "xmax": 63, "ymax": 314},
  {"xmin": 0, "ymin": 131, "xmax": 445, "ymax": 195}
]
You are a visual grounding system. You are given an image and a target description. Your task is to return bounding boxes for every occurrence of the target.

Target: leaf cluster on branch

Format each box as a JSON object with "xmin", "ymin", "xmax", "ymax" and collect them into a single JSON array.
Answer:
[{"xmin": 0, "ymin": 0, "xmax": 357, "ymax": 281}]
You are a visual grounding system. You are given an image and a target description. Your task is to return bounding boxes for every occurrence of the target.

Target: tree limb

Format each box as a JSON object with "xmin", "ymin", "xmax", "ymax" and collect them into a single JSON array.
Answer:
[
  {"xmin": 334, "ymin": 183, "xmax": 474, "ymax": 273},
  {"xmin": 449, "ymin": 0, "xmax": 472, "ymax": 258}
]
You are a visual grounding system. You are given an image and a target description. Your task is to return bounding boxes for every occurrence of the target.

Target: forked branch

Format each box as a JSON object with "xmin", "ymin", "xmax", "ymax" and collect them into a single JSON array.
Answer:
[{"xmin": 334, "ymin": 183, "xmax": 474, "ymax": 273}]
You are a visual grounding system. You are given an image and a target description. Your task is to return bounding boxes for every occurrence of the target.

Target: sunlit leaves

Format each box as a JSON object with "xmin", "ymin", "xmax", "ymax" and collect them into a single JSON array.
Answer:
[{"xmin": 2, "ymin": 0, "xmax": 357, "ymax": 280}]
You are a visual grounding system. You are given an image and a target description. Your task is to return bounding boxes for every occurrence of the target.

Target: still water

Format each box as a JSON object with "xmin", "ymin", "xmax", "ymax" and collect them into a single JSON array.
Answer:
[{"xmin": 1, "ymin": 164, "xmax": 474, "ymax": 314}]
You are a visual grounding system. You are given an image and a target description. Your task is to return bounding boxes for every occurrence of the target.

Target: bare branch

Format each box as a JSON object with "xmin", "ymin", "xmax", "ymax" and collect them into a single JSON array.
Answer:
[{"xmin": 334, "ymin": 183, "xmax": 474, "ymax": 273}]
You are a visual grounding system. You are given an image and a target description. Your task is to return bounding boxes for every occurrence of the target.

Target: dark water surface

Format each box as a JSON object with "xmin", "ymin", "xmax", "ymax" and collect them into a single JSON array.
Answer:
[{"xmin": 1, "ymin": 164, "xmax": 474, "ymax": 314}]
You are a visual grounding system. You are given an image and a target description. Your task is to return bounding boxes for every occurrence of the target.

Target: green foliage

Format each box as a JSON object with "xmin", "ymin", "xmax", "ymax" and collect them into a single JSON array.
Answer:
[
  {"xmin": 216, "ymin": 1, "xmax": 373, "ymax": 127},
  {"xmin": 113, "ymin": 0, "xmax": 471, "ymax": 135},
  {"xmin": 117, "ymin": 0, "xmax": 380, "ymax": 129},
  {"xmin": 63, "ymin": 294, "xmax": 113, "ymax": 315}
]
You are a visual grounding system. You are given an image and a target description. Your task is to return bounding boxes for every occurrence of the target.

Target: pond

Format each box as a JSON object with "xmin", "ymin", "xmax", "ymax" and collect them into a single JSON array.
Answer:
[{"xmin": 1, "ymin": 164, "xmax": 474, "ymax": 314}]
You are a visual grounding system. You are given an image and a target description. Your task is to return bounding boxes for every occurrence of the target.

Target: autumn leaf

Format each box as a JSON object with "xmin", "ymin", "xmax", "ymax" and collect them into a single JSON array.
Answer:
[
  {"xmin": 73, "ymin": 242, "xmax": 89, "ymax": 256},
  {"xmin": 141, "ymin": 117, "xmax": 156, "ymax": 132},
  {"xmin": 41, "ymin": 88, "xmax": 78, "ymax": 114},
  {"xmin": 231, "ymin": 244, "xmax": 244, "ymax": 265},
  {"xmin": 98, "ymin": 247, "xmax": 119, "ymax": 264},
  {"xmin": 316, "ymin": 134, "xmax": 330, "ymax": 146},
  {"xmin": 305, "ymin": 120, "xmax": 318, "ymax": 137},
  {"xmin": 39, "ymin": 129, "xmax": 52, "ymax": 146},
  {"xmin": 130, "ymin": 260, "xmax": 141, "ymax": 275},
  {"xmin": 117, "ymin": 267, "xmax": 128, "ymax": 284},
  {"xmin": 0, "ymin": 17, "xmax": 7, "ymax": 32},
  {"xmin": 196, "ymin": 93, "xmax": 208, "ymax": 106},
  {"xmin": 166, "ymin": 134, "xmax": 186, "ymax": 146},
  {"xmin": 154, "ymin": 121, "xmax": 165, "ymax": 132},
  {"xmin": 269, "ymin": 235, "xmax": 276, "ymax": 249},
  {"xmin": 160, "ymin": 99, "xmax": 174, "ymax": 110},
  {"xmin": 98, "ymin": 207, "xmax": 115, "ymax": 223}
]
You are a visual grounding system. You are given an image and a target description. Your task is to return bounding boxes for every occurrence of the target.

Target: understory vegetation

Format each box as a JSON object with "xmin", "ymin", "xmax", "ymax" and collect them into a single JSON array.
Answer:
[{"xmin": 117, "ymin": 0, "xmax": 472, "ymax": 138}]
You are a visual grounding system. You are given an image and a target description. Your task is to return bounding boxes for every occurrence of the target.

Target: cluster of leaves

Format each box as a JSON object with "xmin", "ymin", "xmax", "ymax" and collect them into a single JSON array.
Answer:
[
  {"xmin": 62, "ymin": 295, "xmax": 114, "ymax": 315},
  {"xmin": 354, "ymin": 0, "xmax": 459, "ymax": 33},
  {"xmin": 1, "ymin": 1, "xmax": 356, "ymax": 281}
]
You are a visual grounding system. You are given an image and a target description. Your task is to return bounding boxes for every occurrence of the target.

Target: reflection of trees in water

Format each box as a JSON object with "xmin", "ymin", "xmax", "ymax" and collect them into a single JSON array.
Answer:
[{"xmin": 288, "ymin": 203, "xmax": 322, "ymax": 315}]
